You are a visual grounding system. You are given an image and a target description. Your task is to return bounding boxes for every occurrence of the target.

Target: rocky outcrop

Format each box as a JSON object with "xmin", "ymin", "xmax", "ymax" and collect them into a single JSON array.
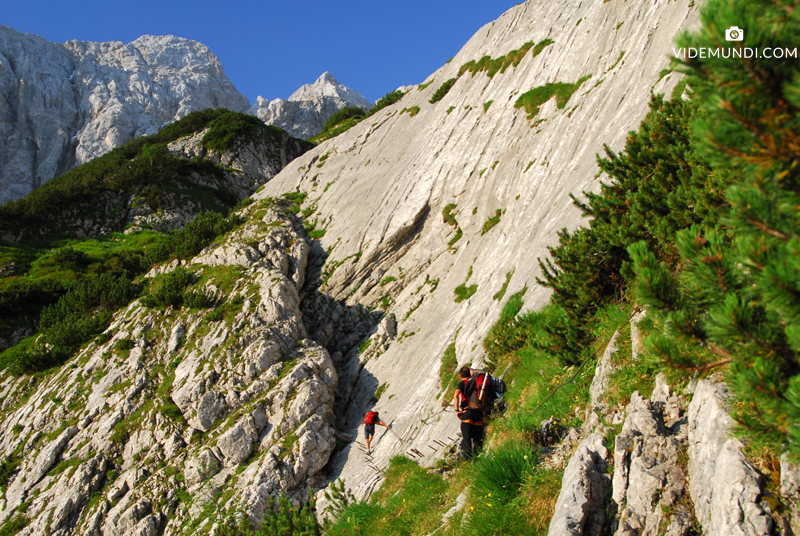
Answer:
[
  {"xmin": 611, "ymin": 376, "xmax": 691, "ymax": 536},
  {"xmin": 548, "ymin": 432, "xmax": 610, "ymax": 536},
  {"xmin": 550, "ymin": 355, "xmax": 779, "ymax": 536},
  {"xmin": 0, "ymin": 200, "xmax": 378, "ymax": 534},
  {"xmin": 0, "ymin": 25, "xmax": 250, "ymax": 204},
  {"xmin": 687, "ymin": 381, "xmax": 773, "ymax": 536},
  {"xmin": 249, "ymin": 72, "xmax": 371, "ymax": 139}
]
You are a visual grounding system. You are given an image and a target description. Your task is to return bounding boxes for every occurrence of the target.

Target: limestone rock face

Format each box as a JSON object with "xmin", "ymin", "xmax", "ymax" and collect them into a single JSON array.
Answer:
[
  {"xmin": 249, "ymin": 72, "xmax": 371, "ymax": 139},
  {"xmin": 255, "ymin": 0, "xmax": 701, "ymax": 506},
  {"xmin": 548, "ymin": 432, "xmax": 610, "ymax": 536},
  {"xmin": 0, "ymin": 25, "xmax": 250, "ymax": 203}
]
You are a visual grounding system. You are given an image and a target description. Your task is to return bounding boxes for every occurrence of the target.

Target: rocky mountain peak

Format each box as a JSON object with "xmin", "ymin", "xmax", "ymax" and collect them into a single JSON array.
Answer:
[
  {"xmin": 287, "ymin": 71, "xmax": 371, "ymax": 109},
  {"xmin": 249, "ymin": 72, "xmax": 371, "ymax": 139}
]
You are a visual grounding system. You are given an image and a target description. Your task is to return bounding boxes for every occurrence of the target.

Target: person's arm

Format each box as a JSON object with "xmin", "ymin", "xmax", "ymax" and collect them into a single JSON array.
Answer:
[
  {"xmin": 454, "ymin": 387, "xmax": 466, "ymax": 414},
  {"xmin": 378, "ymin": 419, "xmax": 390, "ymax": 429}
]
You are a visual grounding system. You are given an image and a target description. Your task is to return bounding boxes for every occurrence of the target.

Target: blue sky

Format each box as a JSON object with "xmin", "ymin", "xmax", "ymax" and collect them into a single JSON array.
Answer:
[{"xmin": 4, "ymin": 0, "xmax": 520, "ymax": 104}]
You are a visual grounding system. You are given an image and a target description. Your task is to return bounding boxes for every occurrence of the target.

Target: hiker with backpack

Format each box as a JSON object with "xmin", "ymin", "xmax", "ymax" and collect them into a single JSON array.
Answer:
[
  {"xmin": 453, "ymin": 365, "xmax": 508, "ymax": 457},
  {"xmin": 362, "ymin": 410, "xmax": 390, "ymax": 455},
  {"xmin": 453, "ymin": 366, "xmax": 486, "ymax": 457}
]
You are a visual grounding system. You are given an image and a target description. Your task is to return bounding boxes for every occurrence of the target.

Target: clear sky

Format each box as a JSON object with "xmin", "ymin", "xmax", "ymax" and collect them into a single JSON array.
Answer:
[{"xmin": 3, "ymin": 0, "xmax": 521, "ymax": 105}]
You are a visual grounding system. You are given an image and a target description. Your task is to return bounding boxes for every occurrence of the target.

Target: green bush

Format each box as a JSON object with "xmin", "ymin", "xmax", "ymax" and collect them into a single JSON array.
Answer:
[
  {"xmin": 50, "ymin": 248, "xmax": 90, "ymax": 270},
  {"xmin": 0, "ymin": 454, "xmax": 20, "ymax": 493},
  {"xmin": 215, "ymin": 491, "xmax": 319, "ymax": 535},
  {"xmin": 183, "ymin": 287, "xmax": 217, "ymax": 309},
  {"xmin": 483, "ymin": 288, "xmax": 527, "ymax": 370},
  {"xmin": 141, "ymin": 267, "xmax": 195, "ymax": 308},
  {"xmin": 7, "ymin": 271, "xmax": 139, "ymax": 374},
  {"xmin": 369, "ymin": 90, "xmax": 405, "ymax": 115},
  {"xmin": 626, "ymin": 0, "xmax": 800, "ymax": 455},
  {"xmin": 429, "ymin": 78, "xmax": 456, "ymax": 104},
  {"xmin": 536, "ymin": 96, "xmax": 730, "ymax": 361},
  {"xmin": 202, "ymin": 111, "xmax": 284, "ymax": 153},
  {"xmin": 321, "ymin": 107, "xmax": 366, "ymax": 134},
  {"xmin": 143, "ymin": 211, "xmax": 238, "ymax": 267}
]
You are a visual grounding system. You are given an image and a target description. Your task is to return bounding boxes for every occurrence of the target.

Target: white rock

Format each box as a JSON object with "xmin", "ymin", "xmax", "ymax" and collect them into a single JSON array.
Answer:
[{"xmin": 687, "ymin": 380, "xmax": 772, "ymax": 536}]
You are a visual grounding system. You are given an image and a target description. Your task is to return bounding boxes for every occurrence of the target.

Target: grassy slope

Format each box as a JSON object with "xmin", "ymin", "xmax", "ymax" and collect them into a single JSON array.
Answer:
[{"xmin": 324, "ymin": 299, "xmax": 643, "ymax": 536}]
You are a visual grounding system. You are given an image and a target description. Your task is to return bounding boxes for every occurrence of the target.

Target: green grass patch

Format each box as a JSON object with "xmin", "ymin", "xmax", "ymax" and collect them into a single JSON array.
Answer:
[
  {"xmin": 439, "ymin": 337, "xmax": 458, "ymax": 392},
  {"xmin": 607, "ymin": 51, "xmax": 625, "ymax": 71},
  {"xmin": 514, "ymin": 75, "xmax": 592, "ymax": 119},
  {"xmin": 454, "ymin": 265, "xmax": 478, "ymax": 303},
  {"xmin": 493, "ymin": 270, "xmax": 514, "ymax": 301},
  {"xmin": 481, "ymin": 209, "xmax": 503, "ymax": 235},
  {"xmin": 442, "ymin": 204, "xmax": 458, "ymax": 227},
  {"xmin": 418, "ymin": 79, "xmax": 435, "ymax": 91},
  {"xmin": 443, "ymin": 204, "xmax": 463, "ymax": 249},
  {"xmin": 324, "ymin": 457, "xmax": 451, "ymax": 536},
  {"xmin": 400, "ymin": 106, "xmax": 421, "ymax": 118},
  {"xmin": 459, "ymin": 39, "xmax": 553, "ymax": 79},
  {"xmin": 483, "ymin": 100, "xmax": 494, "ymax": 112},
  {"xmin": 429, "ymin": 78, "xmax": 457, "ymax": 104},
  {"xmin": 0, "ymin": 515, "xmax": 29, "ymax": 536},
  {"xmin": 48, "ymin": 457, "xmax": 83, "ymax": 477}
]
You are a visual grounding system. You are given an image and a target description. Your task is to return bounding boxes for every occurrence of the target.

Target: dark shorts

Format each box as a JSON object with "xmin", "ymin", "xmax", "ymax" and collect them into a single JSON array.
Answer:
[{"xmin": 364, "ymin": 424, "xmax": 375, "ymax": 437}]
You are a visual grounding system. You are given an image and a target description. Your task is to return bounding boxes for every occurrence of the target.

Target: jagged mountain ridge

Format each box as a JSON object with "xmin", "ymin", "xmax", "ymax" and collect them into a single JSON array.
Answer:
[
  {"xmin": 0, "ymin": 26, "xmax": 250, "ymax": 204},
  {"xmin": 0, "ymin": 26, "xmax": 368, "ymax": 204},
  {"xmin": 249, "ymin": 72, "xmax": 372, "ymax": 140}
]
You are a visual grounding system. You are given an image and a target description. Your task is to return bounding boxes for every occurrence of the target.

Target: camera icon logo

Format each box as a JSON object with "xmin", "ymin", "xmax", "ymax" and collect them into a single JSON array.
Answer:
[{"xmin": 725, "ymin": 26, "xmax": 744, "ymax": 41}]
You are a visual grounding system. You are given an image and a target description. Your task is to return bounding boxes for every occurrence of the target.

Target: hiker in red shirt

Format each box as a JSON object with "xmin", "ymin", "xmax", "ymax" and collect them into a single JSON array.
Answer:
[
  {"xmin": 453, "ymin": 366, "xmax": 485, "ymax": 457},
  {"xmin": 362, "ymin": 410, "xmax": 390, "ymax": 455}
]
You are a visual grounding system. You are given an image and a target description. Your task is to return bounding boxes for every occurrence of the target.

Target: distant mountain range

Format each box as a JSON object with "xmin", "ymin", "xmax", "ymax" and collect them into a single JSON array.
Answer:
[{"xmin": 0, "ymin": 25, "xmax": 370, "ymax": 204}]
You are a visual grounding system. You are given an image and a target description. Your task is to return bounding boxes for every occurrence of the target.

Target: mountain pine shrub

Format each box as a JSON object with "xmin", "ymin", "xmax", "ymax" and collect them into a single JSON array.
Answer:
[
  {"xmin": 216, "ymin": 491, "xmax": 319, "ymax": 535},
  {"xmin": 368, "ymin": 90, "xmax": 405, "ymax": 115},
  {"xmin": 629, "ymin": 0, "xmax": 800, "ymax": 454},
  {"xmin": 321, "ymin": 107, "xmax": 366, "ymax": 134},
  {"xmin": 429, "ymin": 78, "xmax": 456, "ymax": 103},
  {"xmin": 536, "ymin": 95, "xmax": 730, "ymax": 363}
]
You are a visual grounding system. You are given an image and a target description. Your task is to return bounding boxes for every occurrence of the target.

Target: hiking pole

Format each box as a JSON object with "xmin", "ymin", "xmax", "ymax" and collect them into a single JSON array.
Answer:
[{"xmin": 388, "ymin": 427, "xmax": 405, "ymax": 443}]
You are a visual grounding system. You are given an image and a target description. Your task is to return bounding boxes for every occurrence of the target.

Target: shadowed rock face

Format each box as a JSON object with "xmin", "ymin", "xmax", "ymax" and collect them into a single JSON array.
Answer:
[
  {"xmin": 0, "ymin": 26, "xmax": 250, "ymax": 204},
  {"xmin": 249, "ymin": 72, "xmax": 372, "ymax": 139}
]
